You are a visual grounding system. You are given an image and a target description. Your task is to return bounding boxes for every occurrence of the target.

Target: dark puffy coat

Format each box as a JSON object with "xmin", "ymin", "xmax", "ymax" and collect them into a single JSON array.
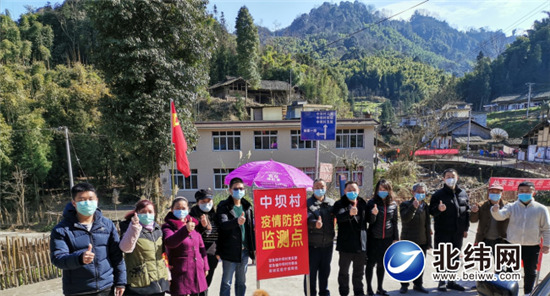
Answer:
[
  {"xmin": 307, "ymin": 195, "xmax": 335, "ymax": 248},
  {"xmin": 366, "ymin": 195, "xmax": 399, "ymax": 240},
  {"xmin": 470, "ymin": 199, "xmax": 509, "ymax": 243},
  {"xmin": 50, "ymin": 203, "xmax": 126, "ymax": 296},
  {"xmin": 333, "ymin": 195, "xmax": 367, "ymax": 253},
  {"xmin": 429, "ymin": 185, "xmax": 470, "ymax": 234},
  {"xmin": 216, "ymin": 196, "xmax": 256, "ymax": 262},
  {"xmin": 400, "ymin": 198, "xmax": 432, "ymax": 248},
  {"xmin": 162, "ymin": 213, "xmax": 209, "ymax": 295},
  {"xmin": 190, "ymin": 204, "xmax": 218, "ymax": 256}
]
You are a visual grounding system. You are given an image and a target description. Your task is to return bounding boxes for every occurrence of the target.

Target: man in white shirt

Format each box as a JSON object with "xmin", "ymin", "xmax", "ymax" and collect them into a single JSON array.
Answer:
[{"xmin": 492, "ymin": 181, "xmax": 550, "ymax": 295}]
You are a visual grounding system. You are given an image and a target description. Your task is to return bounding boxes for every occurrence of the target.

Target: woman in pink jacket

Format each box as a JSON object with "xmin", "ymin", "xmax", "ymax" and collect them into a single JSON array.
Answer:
[{"xmin": 162, "ymin": 197, "xmax": 209, "ymax": 296}]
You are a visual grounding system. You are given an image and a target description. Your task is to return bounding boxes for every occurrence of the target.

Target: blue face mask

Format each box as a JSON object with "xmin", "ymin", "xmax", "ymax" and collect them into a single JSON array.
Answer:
[
  {"xmin": 199, "ymin": 202, "xmax": 213, "ymax": 212},
  {"xmin": 137, "ymin": 213, "xmax": 155, "ymax": 225},
  {"xmin": 346, "ymin": 192, "xmax": 358, "ymax": 200},
  {"xmin": 518, "ymin": 193, "xmax": 532, "ymax": 203},
  {"xmin": 173, "ymin": 209, "xmax": 188, "ymax": 220},
  {"xmin": 378, "ymin": 191, "xmax": 389, "ymax": 199},
  {"xmin": 314, "ymin": 189, "xmax": 326, "ymax": 197},
  {"xmin": 232, "ymin": 189, "xmax": 245, "ymax": 200},
  {"xmin": 75, "ymin": 200, "xmax": 97, "ymax": 217},
  {"xmin": 415, "ymin": 193, "xmax": 426, "ymax": 201},
  {"xmin": 489, "ymin": 193, "xmax": 501, "ymax": 202}
]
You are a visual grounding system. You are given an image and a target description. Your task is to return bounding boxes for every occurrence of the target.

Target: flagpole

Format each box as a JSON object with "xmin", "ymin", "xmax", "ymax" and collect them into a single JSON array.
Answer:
[{"xmin": 171, "ymin": 99, "xmax": 176, "ymax": 199}]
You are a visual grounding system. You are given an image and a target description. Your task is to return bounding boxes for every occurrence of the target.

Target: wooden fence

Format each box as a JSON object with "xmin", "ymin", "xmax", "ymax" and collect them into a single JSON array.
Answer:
[{"xmin": 0, "ymin": 235, "xmax": 61, "ymax": 290}]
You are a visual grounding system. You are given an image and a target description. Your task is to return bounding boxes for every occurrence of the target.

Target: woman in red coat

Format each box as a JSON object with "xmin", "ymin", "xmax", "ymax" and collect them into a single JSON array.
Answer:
[{"xmin": 162, "ymin": 197, "xmax": 209, "ymax": 296}]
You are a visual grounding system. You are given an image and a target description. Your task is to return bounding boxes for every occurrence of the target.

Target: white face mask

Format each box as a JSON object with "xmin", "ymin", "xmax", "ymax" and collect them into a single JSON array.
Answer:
[{"xmin": 445, "ymin": 178, "xmax": 457, "ymax": 187}]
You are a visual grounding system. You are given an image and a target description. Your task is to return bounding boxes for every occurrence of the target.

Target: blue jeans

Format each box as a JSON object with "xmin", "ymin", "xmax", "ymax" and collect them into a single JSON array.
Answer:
[{"xmin": 220, "ymin": 249, "xmax": 249, "ymax": 296}]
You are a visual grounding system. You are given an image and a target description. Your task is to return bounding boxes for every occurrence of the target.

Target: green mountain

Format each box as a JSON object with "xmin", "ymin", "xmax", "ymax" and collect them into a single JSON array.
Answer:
[{"xmin": 264, "ymin": 1, "xmax": 515, "ymax": 75}]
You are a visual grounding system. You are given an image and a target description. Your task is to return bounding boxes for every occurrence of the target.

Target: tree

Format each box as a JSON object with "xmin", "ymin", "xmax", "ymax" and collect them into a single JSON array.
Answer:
[
  {"xmin": 235, "ymin": 6, "xmax": 261, "ymax": 89},
  {"xmin": 87, "ymin": 0, "xmax": 214, "ymax": 193},
  {"xmin": 379, "ymin": 100, "xmax": 395, "ymax": 126}
]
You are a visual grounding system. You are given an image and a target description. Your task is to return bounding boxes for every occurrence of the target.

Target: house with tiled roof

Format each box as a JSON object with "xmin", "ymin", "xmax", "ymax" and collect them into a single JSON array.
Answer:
[{"xmin": 208, "ymin": 76, "xmax": 302, "ymax": 104}]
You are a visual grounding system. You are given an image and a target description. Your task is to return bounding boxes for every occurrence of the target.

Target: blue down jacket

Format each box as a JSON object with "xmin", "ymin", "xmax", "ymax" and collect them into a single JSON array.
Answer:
[{"xmin": 50, "ymin": 202, "xmax": 126, "ymax": 295}]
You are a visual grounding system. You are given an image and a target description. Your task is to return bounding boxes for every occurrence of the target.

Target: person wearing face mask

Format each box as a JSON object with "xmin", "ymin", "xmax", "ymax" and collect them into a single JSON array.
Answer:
[
  {"xmin": 429, "ymin": 168, "xmax": 469, "ymax": 292},
  {"xmin": 398, "ymin": 182, "xmax": 431, "ymax": 294},
  {"xmin": 50, "ymin": 183, "xmax": 126, "ymax": 296},
  {"xmin": 470, "ymin": 184, "xmax": 509, "ymax": 253},
  {"xmin": 163, "ymin": 196, "xmax": 209, "ymax": 296},
  {"xmin": 305, "ymin": 179, "xmax": 335, "ymax": 296},
  {"xmin": 216, "ymin": 177, "xmax": 256, "ymax": 296},
  {"xmin": 190, "ymin": 189, "xmax": 219, "ymax": 295},
  {"xmin": 119, "ymin": 199, "xmax": 170, "ymax": 296},
  {"xmin": 332, "ymin": 181, "xmax": 368, "ymax": 296},
  {"xmin": 492, "ymin": 181, "xmax": 550, "ymax": 296},
  {"xmin": 365, "ymin": 179, "xmax": 399, "ymax": 296}
]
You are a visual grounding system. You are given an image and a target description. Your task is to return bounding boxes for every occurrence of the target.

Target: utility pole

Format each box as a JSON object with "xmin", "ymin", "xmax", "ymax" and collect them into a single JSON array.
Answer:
[
  {"xmin": 60, "ymin": 127, "xmax": 74, "ymax": 189},
  {"xmin": 526, "ymin": 83, "xmax": 535, "ymax": 117},
  {"xmin": 466, "ymin": 106, "xmax": 472, "ymax": 155}
]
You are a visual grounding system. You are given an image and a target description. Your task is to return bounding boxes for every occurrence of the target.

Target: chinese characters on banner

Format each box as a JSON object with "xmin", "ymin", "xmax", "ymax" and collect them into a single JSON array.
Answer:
[
  {"xmin": 254, "ymin": 188, "xmax": 309, "ymax": 280},
  {"xmin": 489, "ymin": 177, "xmax": 550, "ymax": 191}
]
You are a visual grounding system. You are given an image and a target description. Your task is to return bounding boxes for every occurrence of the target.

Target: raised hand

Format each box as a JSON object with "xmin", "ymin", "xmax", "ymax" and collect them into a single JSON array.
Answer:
[
  {"xmin": 492, "ymin": 204, "xmax": 499, "ymax": 213},
  {"xmin": 350, "ymin": 204, "xmax": 358, "ymax": 216},
  {"xmin": 238, "ymin": 212, "xmax": 246, "ymax": 225},
  {"xmin": 200, "ymin": 214, "xmax": 208, "ymax": 227},
  {"xmin": 438, "ymin": 200, "xmax": 446, "ymax": 212},
  {"xmin": 372, "ymin": 204, "xmax": 379, "ymax": 215},
  {"xmin": 413, "ymin": 199, "xmax": 419, "ymax": 208},
  {"xmin": 316, "ymin": 216, "xmax": 323, "ymax": 229},
  {"xmin": 471, "ymin": 204, "xmax": 479, "ymax": 213},
  {"xmin": 186, "ymin": 217, "xmax": 196, "ymax": 232},
  {"xmin": 131, "ymin": 212, "xmax": 140, "ymax": 225},
  {"xmin": 83, "ymin": 244, "xmax": 94, "ymax": 264}
]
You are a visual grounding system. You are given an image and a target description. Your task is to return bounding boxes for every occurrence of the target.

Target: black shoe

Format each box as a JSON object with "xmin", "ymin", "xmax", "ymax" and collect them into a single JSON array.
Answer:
[
  {"xmin": 366, "ymin": 291, "xmax": 375, "ymax": 296},
  {"xmin": 399, "ymin": 286, "xmax": 408, "ymax": 294},
  {"xmin": 437, "ymin": 284, "xmax": 447, "ymax": 292},
  {"xmin": 471, "ymin": 285, "xmax": 477, "ymax": 290},
  {"xmin": 446, "ymin": 282, "xmax": 465, "ymax": 292},
  {"xmin": 413, "ymin": 285, "xmax": 429, "ymax": 294},
  {"xmin": 376, "ymin": 290, "xmax": 389, "ymax": 296}
]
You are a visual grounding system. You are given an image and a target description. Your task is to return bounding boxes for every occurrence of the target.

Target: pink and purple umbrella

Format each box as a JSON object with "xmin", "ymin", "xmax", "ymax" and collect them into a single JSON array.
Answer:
[{"xmin": 224, "ymin": 160, "xmax": 314, "ymax": 190}]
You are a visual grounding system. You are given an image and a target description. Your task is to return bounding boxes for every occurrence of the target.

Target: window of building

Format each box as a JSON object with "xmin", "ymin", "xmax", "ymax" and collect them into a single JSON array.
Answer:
[
  {"xmin": 171, "ymin": 169, "xmax": 198, "ymax": 190},
  {"xmin": 291, "ymin": 130, "xmax": 317, "ymax": 149},
  {"xmin": 335, "ymin": 166, "xmax": 363, "ymax": 187},
  {"xmin": 214, "ymin": 168, "xmax": 235, "ymax": 190},
  {"xmin": 212, "ymin": 131, "xmax": 241, "ymax": 151},
  {"xmin": 300, "ymin": 167, "xmax": 316, "ymax": 180},
  {"xmin": 254, "ymin": 131, "xmax": 278, "ymax": 150},
  {"xmin": 336, "ymin": 129, "xmax": 364, "ymax": 149}
]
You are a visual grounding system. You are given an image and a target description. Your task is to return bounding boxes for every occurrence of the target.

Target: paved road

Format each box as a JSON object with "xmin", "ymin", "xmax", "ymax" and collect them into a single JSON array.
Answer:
[{"xmin": 4, "ymin": 221, "xmax": 550, "ymax": 296}]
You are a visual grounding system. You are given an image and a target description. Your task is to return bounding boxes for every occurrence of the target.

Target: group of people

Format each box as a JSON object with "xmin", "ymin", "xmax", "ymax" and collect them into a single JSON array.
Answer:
[
  {"xmin": 307, "ymin": 168, "xmax": 550, "ymax": 296},
  {"xmin": 49, "ymin": 168, "xmax": 550, "ymax": 296},
  {"xmin": 50, "ymin": 178, "xmax": 254, "ymax": 296}
]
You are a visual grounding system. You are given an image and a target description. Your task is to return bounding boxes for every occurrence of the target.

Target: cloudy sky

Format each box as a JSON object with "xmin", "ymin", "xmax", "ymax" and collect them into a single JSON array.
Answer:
[{"xmin": 3, "ymin": 0, "xmax": 549, "ymax": 35}]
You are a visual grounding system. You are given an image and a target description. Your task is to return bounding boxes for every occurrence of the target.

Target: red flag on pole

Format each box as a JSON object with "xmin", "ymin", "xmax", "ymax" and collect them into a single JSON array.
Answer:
[{"xmin": 171, "ymin": 101, "xmax": 191, "ymax": 177}]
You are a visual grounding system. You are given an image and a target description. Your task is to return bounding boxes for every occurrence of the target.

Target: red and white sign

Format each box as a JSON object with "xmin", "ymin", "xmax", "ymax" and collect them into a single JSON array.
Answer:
[
  {"xmin": 489, "ymin": 177, "xmax": 550, "ymax": 191},
  {"xmin": 254, "ymin": 188, "xmax": 309, "ymax": 280},
  {"xmin": 319, "ymin": 163, "xmax": 333, "ymax": 182},
  {"xmin": 414, "ymin": 149, "xmax": 459, "ymax": 156}
]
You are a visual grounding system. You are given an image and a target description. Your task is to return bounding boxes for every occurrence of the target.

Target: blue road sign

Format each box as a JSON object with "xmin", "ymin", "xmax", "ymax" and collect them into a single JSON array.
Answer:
[{"xmin": 300, "ymin": 111, "xmax": 336, "ymax": 141}]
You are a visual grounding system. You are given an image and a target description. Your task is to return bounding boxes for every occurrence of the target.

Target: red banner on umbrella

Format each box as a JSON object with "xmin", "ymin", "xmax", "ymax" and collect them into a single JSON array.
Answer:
[
  {"xmin": 489, "ymin": 177, "xmax": 550, "ymax": 191},
  {"xmin": 254, "ymin": 188, "xmax": 309, "ymax": 280},
  {"xmin": 414, "ymin": 149, "xmax": 459, "ymax": 156}
]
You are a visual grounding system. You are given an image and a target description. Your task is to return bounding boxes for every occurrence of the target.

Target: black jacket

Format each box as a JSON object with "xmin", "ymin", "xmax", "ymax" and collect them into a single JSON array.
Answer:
[
  {"xmin": 366, "ymin": 196, "xmax": 399, "ymax": 240},
  {"xmin": 216, "ymin": 196, "xmax": 256, "ymax": 262},
  {"xmin": 400, "ymin": 198, "xmax": 432, "ymax": 248},
  {"xmin": 429, "ymin": 185, "xmax": 470, "ymax": 234},
  {"xmin": 190, "ymin": 204, "xmax": 218, "ymax": 255},
  {"xmin": 333, "ymin": 196, "xmax": 367, "ymax": 253},
  {"xmin": 307, "ymin": 195, "xmax": 335, "ymax": 248}
]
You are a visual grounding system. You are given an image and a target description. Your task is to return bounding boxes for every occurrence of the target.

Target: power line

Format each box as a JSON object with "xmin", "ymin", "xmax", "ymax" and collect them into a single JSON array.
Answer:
[
  {"xmin": 68, "ymin": 132, "xmax": 89, "ymax": 182},
  {"xmin": 308, "ymin": 0, "xmax": 429, "ymax": 55}
]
